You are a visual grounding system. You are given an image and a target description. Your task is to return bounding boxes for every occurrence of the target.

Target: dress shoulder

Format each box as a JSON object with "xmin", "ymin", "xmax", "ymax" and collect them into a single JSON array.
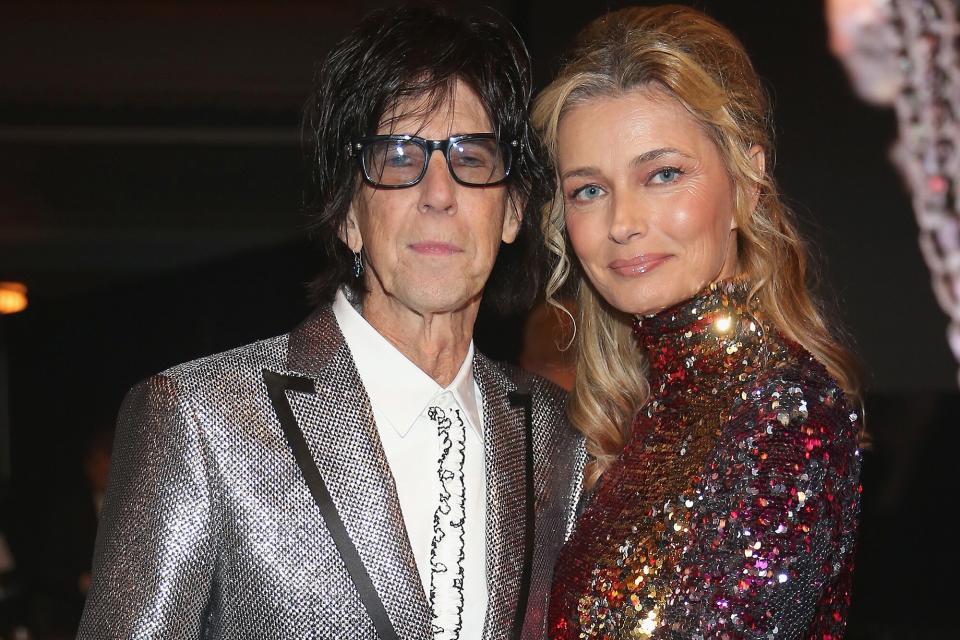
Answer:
[{"xmin": 656, "ymin": 339, "xmax": 862, "ymax": 639}]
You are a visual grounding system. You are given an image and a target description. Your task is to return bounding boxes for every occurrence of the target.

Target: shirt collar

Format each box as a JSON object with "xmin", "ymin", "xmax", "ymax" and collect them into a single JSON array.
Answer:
[{"xmin": 332, "ymin": 288, "xmax": 482, "ymax": 438}]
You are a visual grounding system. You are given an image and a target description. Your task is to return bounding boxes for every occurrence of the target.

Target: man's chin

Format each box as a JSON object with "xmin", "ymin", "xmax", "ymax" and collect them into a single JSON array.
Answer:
[
  {"xmin": 365, "ymin": 281, "xmax": 474, "ymax": 315},
  {"xmin": 403, "ymin": 287, "xmax": 484, "ymax": 317},
  {"xmin": 412, "ymin": 295, "xmax": 479, "ymax": 317}
]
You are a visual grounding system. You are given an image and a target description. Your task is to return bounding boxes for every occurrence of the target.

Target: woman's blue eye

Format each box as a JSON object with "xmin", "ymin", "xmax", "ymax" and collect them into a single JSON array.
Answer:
[
  {"xmin": 650, "ymin": 167, "xmax": 682, "ymax": 184},
  {"xmin": 572, "ymin": 185, "xmax": 604, "ymax": 201}
]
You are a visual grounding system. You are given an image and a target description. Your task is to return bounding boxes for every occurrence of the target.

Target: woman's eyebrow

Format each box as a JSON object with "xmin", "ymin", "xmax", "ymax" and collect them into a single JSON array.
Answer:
[{"xmin": 630, "ymin": 147, "xmax": 691, "ymax": 167}]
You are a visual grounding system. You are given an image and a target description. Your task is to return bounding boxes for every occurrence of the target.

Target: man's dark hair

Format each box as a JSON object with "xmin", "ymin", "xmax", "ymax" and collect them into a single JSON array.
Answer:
[{"xmin": 302, "ymin": 3, "xmax": 554, "ymax": 314}]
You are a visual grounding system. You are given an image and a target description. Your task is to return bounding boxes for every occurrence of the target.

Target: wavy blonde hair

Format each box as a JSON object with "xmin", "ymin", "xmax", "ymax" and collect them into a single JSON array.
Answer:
[{"xmin": 532, "ymin": 5, "xmax": 861, "ymax": 489}]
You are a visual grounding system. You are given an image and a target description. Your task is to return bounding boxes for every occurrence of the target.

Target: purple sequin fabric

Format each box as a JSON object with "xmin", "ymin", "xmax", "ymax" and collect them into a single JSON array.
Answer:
[{"xmin": 549, "ymin": 280, "xmax": 862, "ymax": 639}]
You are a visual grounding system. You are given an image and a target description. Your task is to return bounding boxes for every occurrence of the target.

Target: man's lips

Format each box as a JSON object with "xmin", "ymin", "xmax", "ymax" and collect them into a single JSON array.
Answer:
[
  {"xmin": 409, "ymin": 241, "xmax": 462, "ymax": 256},
  {"xmin": 608, "ymin": 253, "xmax": 672, "ymax": 276}
]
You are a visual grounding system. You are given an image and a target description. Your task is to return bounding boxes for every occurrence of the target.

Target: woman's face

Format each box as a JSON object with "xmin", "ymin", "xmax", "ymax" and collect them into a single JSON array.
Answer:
[{"xmin": 558, "ymin": 89, "xmax": 749, "ymax": 316}]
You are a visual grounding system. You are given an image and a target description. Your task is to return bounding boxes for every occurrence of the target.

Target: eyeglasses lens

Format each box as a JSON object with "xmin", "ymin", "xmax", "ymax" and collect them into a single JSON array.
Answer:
[
  {"xmin": 361, "ymin": 138, "xmax": 508, "ymax": 186},
  {"xmin": 449, "ymin": 138, "xmax": 506, "ymax": 185},
  {"xmin": 363, "ymin": 140, "xmax": 426, "ymax": 186}
]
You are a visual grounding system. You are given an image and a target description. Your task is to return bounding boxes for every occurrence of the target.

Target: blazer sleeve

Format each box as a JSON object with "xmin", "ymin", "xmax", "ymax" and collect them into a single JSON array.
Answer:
[
  {"xmin": 77, "ymin": 374, "xmax": 216, "ymax": 639},
  {"xmin": 655, "ymin": 381, "xmax": 861, "ymax": 640}
]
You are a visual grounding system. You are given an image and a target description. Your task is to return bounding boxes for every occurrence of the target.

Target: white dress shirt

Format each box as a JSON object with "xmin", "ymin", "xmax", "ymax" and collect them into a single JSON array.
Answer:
[{"xmin": 332, "ymin": 289, "xmax": 487, "ymax": 637}]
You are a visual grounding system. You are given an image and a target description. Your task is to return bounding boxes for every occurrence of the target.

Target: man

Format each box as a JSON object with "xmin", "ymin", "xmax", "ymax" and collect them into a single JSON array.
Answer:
[{"xmin": 78, "ymin": 5, "xmax": 583, "ymax": 639}]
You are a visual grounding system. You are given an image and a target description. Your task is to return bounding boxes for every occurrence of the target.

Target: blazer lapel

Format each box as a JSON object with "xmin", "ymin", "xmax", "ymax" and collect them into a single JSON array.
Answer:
[
  {"xmin": 267, "ymin": 306, "xmax": 431, "ymax": 640},
  {"xmin": 474, "ymin": 353, "xmax": 529, "ymax": 640}
]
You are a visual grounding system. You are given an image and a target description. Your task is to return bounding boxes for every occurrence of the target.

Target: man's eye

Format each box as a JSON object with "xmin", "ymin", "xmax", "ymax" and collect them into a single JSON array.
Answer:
[
  {"xmin": 454, "ymin": 154, "xmax": 489, "ymax": 168},
  {"xmin": 386, "ymin": 150, "xmax": 414, "ymax": 167}
]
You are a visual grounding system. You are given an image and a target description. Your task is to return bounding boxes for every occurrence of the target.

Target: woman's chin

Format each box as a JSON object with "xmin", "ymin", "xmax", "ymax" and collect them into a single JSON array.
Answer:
[{"xmin": 612, "ymin": 293, "xmax": 673, "ymax": 318}]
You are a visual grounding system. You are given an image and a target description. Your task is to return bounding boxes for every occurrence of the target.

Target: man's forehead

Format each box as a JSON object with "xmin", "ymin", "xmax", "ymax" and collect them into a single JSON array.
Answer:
[{"xmin": 376, "ymin": 81, "xmax": 493, "ymax": 134}]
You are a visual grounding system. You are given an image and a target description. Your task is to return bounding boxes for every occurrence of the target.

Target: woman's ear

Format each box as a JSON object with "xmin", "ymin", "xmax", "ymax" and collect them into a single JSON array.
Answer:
[
  {"xmin": 745, "ymin": 144, "xmax": 766, "ymax": 219},
  {"xmin": 734, "ymin": 144, "xmax": 767, "ymax": 231}
]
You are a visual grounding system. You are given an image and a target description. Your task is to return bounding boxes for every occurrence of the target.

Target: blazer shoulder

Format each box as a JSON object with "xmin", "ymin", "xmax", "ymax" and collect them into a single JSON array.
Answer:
[
  {"xmin": 159, "ymin": 333, "xmax": 289, "ymax": 384},
  {"xmin": 115, "ymin": 333, "xmax": 293, "ymax": 445},
  {"xmin": 122, "ymin": 334, "xmax": 292, "ymax": 413}
]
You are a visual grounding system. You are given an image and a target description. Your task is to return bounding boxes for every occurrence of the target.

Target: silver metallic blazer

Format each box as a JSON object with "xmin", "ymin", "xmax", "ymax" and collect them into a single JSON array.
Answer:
[{"xmin": 77, "ymin": 305, "xmax": 584, "ymax": 639}]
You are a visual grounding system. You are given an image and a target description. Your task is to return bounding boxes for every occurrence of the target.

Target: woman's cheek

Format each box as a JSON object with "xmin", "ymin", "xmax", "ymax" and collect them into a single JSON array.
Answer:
[{"xmin": 565, "ymin": 212, "xmax": 594, "ymax": 258}]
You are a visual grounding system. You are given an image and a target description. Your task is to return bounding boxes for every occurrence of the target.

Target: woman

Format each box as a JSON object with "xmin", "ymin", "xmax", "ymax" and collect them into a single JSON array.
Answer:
[{"xmin": 533, "ymin": 6, "xmax": 862, "ymax": 639}]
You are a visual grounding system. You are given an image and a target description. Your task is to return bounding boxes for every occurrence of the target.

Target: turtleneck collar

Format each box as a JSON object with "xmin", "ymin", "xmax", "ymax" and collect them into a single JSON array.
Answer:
[{"xmin": 633, "ymin": 279, "xmax": 768, "ymax": 400}]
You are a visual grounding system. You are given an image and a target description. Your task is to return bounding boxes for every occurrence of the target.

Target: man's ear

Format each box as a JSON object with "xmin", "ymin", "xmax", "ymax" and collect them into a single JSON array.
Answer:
[
  {"xmin": 501, "ymin": 194, "xmax": 525, "ymax": 244},
  {"xmin": 340, "ymin": 202, "xmax": 364, "ymax": 252}
]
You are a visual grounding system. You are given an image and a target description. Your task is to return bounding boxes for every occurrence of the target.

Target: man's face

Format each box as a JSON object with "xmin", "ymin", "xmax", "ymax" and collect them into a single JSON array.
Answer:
[{"xmin": 341, "ymin": 80, "xmax": 521, "ymax": 318}]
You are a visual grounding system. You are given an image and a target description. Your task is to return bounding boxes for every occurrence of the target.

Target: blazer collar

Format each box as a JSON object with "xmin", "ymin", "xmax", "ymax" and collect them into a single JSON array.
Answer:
[
  {"xmin": 473, "ymin": 352, "xmax": 531, "ymax": 640},
  {"xmin": 286, "ymin": 304, "xmax": 340, "ymax": 377},
  {"xmin": 276, "ymin": 304, "xmax": 432, "ymax": 639}
]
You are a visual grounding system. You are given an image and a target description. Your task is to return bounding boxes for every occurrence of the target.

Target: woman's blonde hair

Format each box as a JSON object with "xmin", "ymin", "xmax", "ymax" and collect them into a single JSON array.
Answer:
[{"xmin": 532, "ymin": 5, "xmax": 861, "ymax": 489}]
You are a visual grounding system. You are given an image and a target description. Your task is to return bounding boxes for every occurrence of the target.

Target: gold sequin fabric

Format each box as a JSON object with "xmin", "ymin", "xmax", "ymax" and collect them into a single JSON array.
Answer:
[{"xmin": 548, "ymin": 280, "xmax": 862, "ymax": 639}]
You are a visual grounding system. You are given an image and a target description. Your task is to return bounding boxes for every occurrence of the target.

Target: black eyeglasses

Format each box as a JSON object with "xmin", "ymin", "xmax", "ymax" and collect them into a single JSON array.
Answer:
[{"xmin": 348, "ymin": 134, "xmax": 518, "ymax": 188}]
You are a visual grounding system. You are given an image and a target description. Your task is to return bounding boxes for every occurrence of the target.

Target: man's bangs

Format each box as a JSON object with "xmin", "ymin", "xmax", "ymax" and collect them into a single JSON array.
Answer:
[{"xmin": 376, "ymin": 76, "xmax": 459, "ymax": 136}]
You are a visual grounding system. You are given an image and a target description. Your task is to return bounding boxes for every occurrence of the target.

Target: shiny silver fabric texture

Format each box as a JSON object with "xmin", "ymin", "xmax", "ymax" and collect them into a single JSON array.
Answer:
[{"xmin": 77, "ymin": 306, "xmax": 585, "ymax": 639}]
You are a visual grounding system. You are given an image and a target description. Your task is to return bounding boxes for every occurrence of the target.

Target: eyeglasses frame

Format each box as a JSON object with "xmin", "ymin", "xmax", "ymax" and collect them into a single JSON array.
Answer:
[{"xmin": 347, "ymin": 133, "xmax": 519, "ymax": 189}]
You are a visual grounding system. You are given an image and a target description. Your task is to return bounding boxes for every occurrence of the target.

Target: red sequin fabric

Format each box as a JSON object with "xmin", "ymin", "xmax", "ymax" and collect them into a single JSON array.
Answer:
[{"xmin": 548, "ymin": 280, "xmax": 862, "ymax": 639}]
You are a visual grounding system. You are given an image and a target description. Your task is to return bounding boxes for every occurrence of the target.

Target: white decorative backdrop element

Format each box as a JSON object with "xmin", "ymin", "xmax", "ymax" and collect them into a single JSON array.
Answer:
[{"xmin": 828, "ymin": 0, "xmax": 960, "ymax": 386}]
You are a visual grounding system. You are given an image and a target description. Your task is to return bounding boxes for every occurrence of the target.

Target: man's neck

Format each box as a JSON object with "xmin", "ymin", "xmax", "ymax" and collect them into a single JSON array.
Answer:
[{"xmin": 360, "ymin": 293, "xmax": 479, "ymax": 387}]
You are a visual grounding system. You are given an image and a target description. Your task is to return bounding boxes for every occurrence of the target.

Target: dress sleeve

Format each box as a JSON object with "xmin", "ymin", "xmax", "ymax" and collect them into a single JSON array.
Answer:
[
  {"xmin": 655, "ymin": 379, "xmax": 861, "ymax": 639},
  {"xmin": 77, "ymin": 374, "xmax": 215, "ymax": 639}
]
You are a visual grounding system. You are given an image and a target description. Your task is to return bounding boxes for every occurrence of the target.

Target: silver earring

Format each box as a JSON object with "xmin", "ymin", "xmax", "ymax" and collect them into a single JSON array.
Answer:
[{"xmin": 352, "ymin": 251, "xmax": 363, "ymax": 278}]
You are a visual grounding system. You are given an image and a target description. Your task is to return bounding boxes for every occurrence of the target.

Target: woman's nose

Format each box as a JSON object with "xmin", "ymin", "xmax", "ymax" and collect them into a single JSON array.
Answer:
[{"xmin": 608, "ymin": 194, "xmax": 648, "ymax": 244}]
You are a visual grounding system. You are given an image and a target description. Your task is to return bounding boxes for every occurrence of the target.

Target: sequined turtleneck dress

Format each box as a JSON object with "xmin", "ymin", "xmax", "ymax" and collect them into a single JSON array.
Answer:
[{"xmin": 548, "ymin": 281, "xmax": 862, "ymax": 639}]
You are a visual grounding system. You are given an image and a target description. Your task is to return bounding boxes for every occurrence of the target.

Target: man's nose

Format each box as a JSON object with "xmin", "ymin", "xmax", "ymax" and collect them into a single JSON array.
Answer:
[{"xmin": 418, "ymin": 150, "xmax": 457, "ymax": 214}]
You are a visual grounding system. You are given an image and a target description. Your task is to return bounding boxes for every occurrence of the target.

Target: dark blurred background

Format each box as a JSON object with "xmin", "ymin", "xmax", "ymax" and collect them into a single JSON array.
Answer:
[{"xmin": 0, "ymin": 1, "xmax": 953, "ymax": 638}]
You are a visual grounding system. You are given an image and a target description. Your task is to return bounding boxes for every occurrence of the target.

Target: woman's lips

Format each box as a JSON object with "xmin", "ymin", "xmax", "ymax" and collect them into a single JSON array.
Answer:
[
  {"xmin": 409, "ymin": 241, "xmax": 462, "ymax": 256},
  {"xmin": 608, "ymin": 253, "xmax": 672, "ymax": 276}
]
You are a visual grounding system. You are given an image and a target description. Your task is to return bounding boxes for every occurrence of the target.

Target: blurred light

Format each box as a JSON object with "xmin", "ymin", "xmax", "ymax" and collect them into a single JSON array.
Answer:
[
  {"xmin": 714, "ymin": 315, "xmax": 733, "ymax": 333},
  {"xmin": 639, "ymin": 609, "xmax": 658, "ymax": 634},
  {"xmin": 0, "ymin": 282, "xmax": 28, "ymax": 315}
]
